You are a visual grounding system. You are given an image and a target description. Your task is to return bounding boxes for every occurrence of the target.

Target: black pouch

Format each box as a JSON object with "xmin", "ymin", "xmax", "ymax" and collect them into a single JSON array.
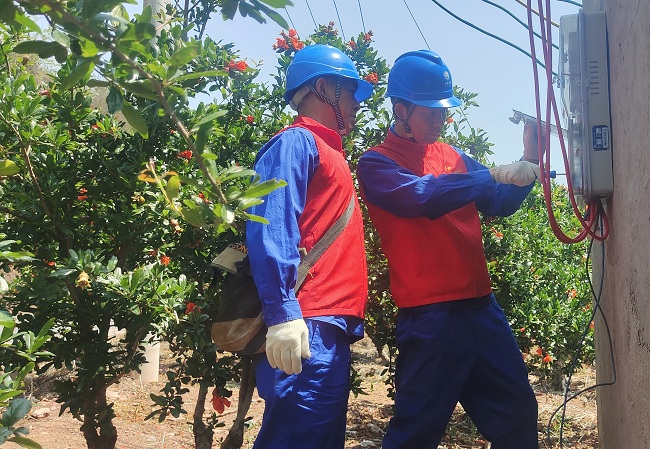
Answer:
[{"xmin": 210, "ymin": 244, "xmax": 266, "ymax": 355}]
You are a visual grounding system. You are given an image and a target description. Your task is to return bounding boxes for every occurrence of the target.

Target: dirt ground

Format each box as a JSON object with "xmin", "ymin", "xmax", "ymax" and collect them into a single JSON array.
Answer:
[{"xmin": 13, "ymin": 337, "xmax": 598, "ymax": 449}]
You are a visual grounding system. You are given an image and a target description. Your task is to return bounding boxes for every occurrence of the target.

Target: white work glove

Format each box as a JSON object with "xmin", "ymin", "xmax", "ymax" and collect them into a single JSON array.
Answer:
[
  {"xmin": 493, "ymin": 161, "xmax": 541, "ymax": 186},
  {"xmin": 265, "ymin": 319, "xmax": 311, "ymax": 375}
]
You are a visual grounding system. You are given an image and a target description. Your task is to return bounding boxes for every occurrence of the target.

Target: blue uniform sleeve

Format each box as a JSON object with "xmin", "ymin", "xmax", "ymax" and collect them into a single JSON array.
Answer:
[
  {"xmin": 357, "ymin": 149, "xmax": 533, "ymax": 220},
  {"xmin": 245, "ymin": 128, "xmax": 319, "ymax": 327},
  {"xmin": 461, "ymin": 153, "xmax": 534, "ymax": 216}
]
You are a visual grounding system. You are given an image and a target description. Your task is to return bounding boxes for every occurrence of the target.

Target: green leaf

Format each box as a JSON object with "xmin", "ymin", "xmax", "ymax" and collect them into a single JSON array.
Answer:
[
  {"xmin": 121, "ymin": 102, "xmax": 149, "ymax": 139},
  {"xmin": 193, "ymin": 121, "xmax": 212, "ymax": 153},
  {"xmin": 0, "ymin": 160, "xmax": 19, "ymax": 177},
  {"xmin": 119, "ymin": 80, "xmax": 160, "ymax": 101},
  {"xmin": 1, "ymin": 398, "xmax": 31, "ymax": 427},
  {"xmin": 168, "ymin": 46, "xmax": 197, "ymax": 71},
  {"xmin": 106, "ymin": 86, "xmax": 123, "ymax": 114},
  {"xmin": 179, "ymin": 205, "xmax": 209, "ymax": 228},
  {"xmin": 79, "ymin": 39, "xmax": 100, "ymax": 58},
  {"xmin": 257, "ymin": 0, "xmax": 293, "ymax": 7},
  {"xmin": 165, "ymin": 175, "xmax": 181, "ymax": 201},
  {"xmin": 6, "ymin": 436, "xmax": 43, "ymax": 449},
  {"xmin": 243, "ymin": 212, "xmax": 270, "ymax": 224},
  {"xmin": 0, "ymin": 310, "xmax": 14, "ymax": 329},
  {"xmin": 60, "ymin": 59, "xmax": 95, "ymax": 90},
  {"xmin": 92, "ymin": 12, "xmax": 130, "ymax": 27},
  {"xmin": 12, "ymin": 41, "xmax": 67, "ymax": 63},
  {"xmin": 117, "ymin": 21, "xmax": 155, "ymax": 43},
  {"xmin": 170, "ymin": 70, "xmax": 226, "ymax": 83},
  {"xmin": 191, "ymin": 110, "xmax": 227, "ymax": 132},
  {"xmin": 242, "ymin": 179, "xmax": 286, "ymax": 199},
  {"xmin": 12, "ymin": 13, "xmax": 42, "ymax": 33}
]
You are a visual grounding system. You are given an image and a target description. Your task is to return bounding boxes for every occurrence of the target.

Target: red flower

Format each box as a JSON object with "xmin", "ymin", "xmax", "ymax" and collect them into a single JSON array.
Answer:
[
  {"xmin": 177, "ymin": 150, "xmax": 193, "ymax": 160},
  {"xmin": 185, "ymin": 302, "xmax": 200, "ymax": 314},
  {"xmin": 535, "ymin": 347, "xmax": 544, "ymax": 357},
  {"xmin": 490, "ymin": 227, "xmax": 504, "ymax": 239},
  {"xmin": 46, "ymin": 260, "xmax": 55, "ymax": 267},
  {"xmin": 246, "ymin": 115, "xmax": 254, "ymax": 124},
  {"xmin": 519, "ymin": 327, "xmax": 526, "ymax": 333},
  {"xmin": 364, "ymin": 73, "xmax": 378, "ymax": 85},
  {"xmin": 446, "ymin": 116, "xmax": 454, "ymax": 125},
  {"xmin": 160, "ymin": 255, "xmax": 171, "ymax": 266},
  {"xmin": 567, "ymin": 288, "xmax": 578, "ymax": 299},
  {"xmin": 38, "ymin": 89, "xmax": 51, "ymax": 97},
  {"xmin": 91, "ymin": 123, "xmax": 100, "ymax": 131},
  {"xmin": 363, "ymin": 31, "xmax": 374, "ymax": 42},
  {"xmin": 542, "ymin": 354, "xmax": 553, "ymax": 363},
  {"xmin": 349, "ymin": 40, "xmax": 356, "ymax": 50},
  {"xmin": 273, "ymin": 30, "xmax": 304, "ymax": 52},
  {"xmin": 77, "ymin": 195, "xmax": 88, "ymax": 201},
  {"xmin": 291, "ymin": 38, "xmax": 304, "ymax": 51},
  {"xmin": 227, "ymin": 60, "xmax": 248, "ymax": 72},
  {"xmin": 273, "ymin": 37, "xmax": 289, "ymax": 51},
  {"xmin": 211, "ymin": 389, "xmax": 231, "ymax": 414}
]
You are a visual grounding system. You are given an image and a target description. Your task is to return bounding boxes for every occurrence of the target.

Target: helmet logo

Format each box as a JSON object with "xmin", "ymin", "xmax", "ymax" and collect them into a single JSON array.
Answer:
[{"xmin": 443, "ymin": 71, "xmax": 450, "ymax": 81}]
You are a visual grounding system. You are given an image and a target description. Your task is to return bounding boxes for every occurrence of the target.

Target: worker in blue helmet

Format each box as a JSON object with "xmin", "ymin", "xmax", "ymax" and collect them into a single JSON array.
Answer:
[
  {"xmin": 356, "ymin": 49, "xmax": 543, "ymax": 449},
  {"xmin": 246, "ymin": 44, "xmax": 372, "ymax": 449}
]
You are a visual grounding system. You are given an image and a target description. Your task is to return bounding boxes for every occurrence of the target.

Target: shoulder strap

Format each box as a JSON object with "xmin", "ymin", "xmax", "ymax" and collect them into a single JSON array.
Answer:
[{"xmin": 295, "ymin": 193, "xmax": 356, "ymax": 291}]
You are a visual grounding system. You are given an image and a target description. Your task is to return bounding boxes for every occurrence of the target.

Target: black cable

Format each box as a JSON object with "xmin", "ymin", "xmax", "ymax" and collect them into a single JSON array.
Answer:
[
  {"xmin": 357, "ymin": 0, "xmax": 366, "ymax": 33},
  {"xmin": 481, "ymin": 0, "xmax": 559, "ymax": 50},
  {"xmin": 545, "ymin": 218, "xmax": 617, "ymax": 448},
  {"xmin": 284, "ymin": 6, "xmax": 296, "ymax": 31},
  {"xmin": 332, "ymin": 0, "xmax": 346, "ymax": 41},
  {"xmin": 429, "ymin": 0, "xmax": 557, "ymax": 76},
  {"xmin": 403, "ymin": 0, "xmax": 431, "ymax": 50},
  {"xmin": 304, "ymin": 0, "xmax": 317, "ymax": 29}
]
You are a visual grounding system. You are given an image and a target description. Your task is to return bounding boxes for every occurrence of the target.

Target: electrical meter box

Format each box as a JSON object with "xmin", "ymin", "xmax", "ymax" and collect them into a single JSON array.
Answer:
[{"xmin": 558, "ymin": 10, "xmax": 613, "ymax": 200}]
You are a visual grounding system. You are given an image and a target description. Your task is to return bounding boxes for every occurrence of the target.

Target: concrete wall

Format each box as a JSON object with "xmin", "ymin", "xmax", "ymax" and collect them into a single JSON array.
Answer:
[{"xmin": 593, "ymin": 0, "xmax": 650, "ymax": 447}]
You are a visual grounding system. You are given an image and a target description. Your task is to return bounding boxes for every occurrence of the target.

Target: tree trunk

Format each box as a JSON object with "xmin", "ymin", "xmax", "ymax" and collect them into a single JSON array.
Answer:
[
  {"xmin": 81, "ymin": 385, "xmax": 118, "ymax": 449},
  {"xmin": 193, "ymin": 383, "xmax": 214, "ymax": 449},
  {"xmin": 221, "ymin": 356, "xmax": 256, "ymax": 449}
]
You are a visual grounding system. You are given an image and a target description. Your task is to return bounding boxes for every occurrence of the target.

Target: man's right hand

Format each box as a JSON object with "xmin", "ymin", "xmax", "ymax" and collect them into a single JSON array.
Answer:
[
  {"xmin": 491, "ymin": 161, "xmax": 541, "ymax": 186},
  {"xmin": 265, "ymin": 319, "xmax": 311, "ymax": 375}
]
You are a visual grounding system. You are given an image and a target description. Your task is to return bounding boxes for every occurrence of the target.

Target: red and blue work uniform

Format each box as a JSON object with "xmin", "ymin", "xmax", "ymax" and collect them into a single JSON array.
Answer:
[
  {"xmin": 356, "ymin": 128, "xmax": 539, "ymax": 449},
  {"xmin": 246, "ymin": 116, "xmax": 367, "ymax": 449}
]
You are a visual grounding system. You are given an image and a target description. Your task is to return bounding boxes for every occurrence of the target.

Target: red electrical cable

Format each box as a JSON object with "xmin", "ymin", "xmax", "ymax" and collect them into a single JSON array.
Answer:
[{"xmin": 525, "ymin": 0, "xmax": 609, "ymax": 243}]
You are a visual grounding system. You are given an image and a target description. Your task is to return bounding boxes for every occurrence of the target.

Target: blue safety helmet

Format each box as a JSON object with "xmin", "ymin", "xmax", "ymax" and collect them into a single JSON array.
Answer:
[
  {"xmin": 283, "ymin": 44, "xmax": 374, "ymax": 106},
  {"xmin": 386, "ymin": 50, "xmax": 461, "ymax": 108}
]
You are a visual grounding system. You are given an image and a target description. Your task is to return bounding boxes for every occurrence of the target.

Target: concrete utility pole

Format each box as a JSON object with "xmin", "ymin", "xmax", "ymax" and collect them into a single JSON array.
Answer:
[{"xmin": 592, "ymin": 0, "xmax": 650, "ymax": 448}]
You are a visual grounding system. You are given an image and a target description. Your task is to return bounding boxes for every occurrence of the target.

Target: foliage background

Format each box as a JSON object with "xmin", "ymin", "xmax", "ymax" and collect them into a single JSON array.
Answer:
[{"xmin": 0, "ymin": 1, "xmax": 595, "ymax": 447}]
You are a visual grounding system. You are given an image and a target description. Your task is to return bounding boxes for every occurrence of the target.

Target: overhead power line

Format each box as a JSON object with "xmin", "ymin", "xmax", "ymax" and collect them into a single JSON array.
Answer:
[
  {"xmin": 357, "ymin": 0, "xmax": 366, "ymax": 32},
  {"xmin": 513, "ymin": 0, "xmax": 560, "ymax": 27},
  {"xmin": 403, "ymin": 0, "xmax": 431, "ymax": 50},
  {"xmin": 304, "ymin": 0, "xmax": 317, "ymax": 29},
  {"xmin": 429, "ymin": 0, "xmax": 556, "ymax": 76},
  {"xmin": 284, "ymin": 6, "xmax": 296, "ymax": 30},
  {"xmin": 332, "ymin": 0, "xmax": 346, "ymax": 41},
  {"xmin": 483, "ymin": 0, "xmax": 558, "ymax": 49}
]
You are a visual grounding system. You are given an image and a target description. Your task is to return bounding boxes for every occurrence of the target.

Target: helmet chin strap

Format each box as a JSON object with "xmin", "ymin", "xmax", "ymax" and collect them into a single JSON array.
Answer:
[
  {"xmin": 307, "ymin": 79, "xmax": 347, "ymax": 136},
  {"xmin": 395, "ymin": 103, "xmax": 417, "ymax": 142}
]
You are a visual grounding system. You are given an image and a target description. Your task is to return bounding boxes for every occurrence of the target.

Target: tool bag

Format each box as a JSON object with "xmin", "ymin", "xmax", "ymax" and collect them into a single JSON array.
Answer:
[{"xmin": 210, "ymin": 194, "xmax": 355, "ymax": 355}]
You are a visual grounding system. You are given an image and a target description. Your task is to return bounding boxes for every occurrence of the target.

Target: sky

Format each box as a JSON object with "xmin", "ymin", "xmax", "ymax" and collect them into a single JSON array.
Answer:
[{"xmin": 146, "ymin": 0, "xmax": 582, "ymax": 172}]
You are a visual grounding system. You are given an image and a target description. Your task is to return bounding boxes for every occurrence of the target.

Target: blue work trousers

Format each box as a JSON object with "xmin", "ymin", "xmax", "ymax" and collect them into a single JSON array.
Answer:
[
  {"xmin": 253, "ymin": 319, "xmax": 352, "ymax": 449},
  {"xmin": 382, "ymin": 296, "xmax": 539, "ymax": 449}
]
